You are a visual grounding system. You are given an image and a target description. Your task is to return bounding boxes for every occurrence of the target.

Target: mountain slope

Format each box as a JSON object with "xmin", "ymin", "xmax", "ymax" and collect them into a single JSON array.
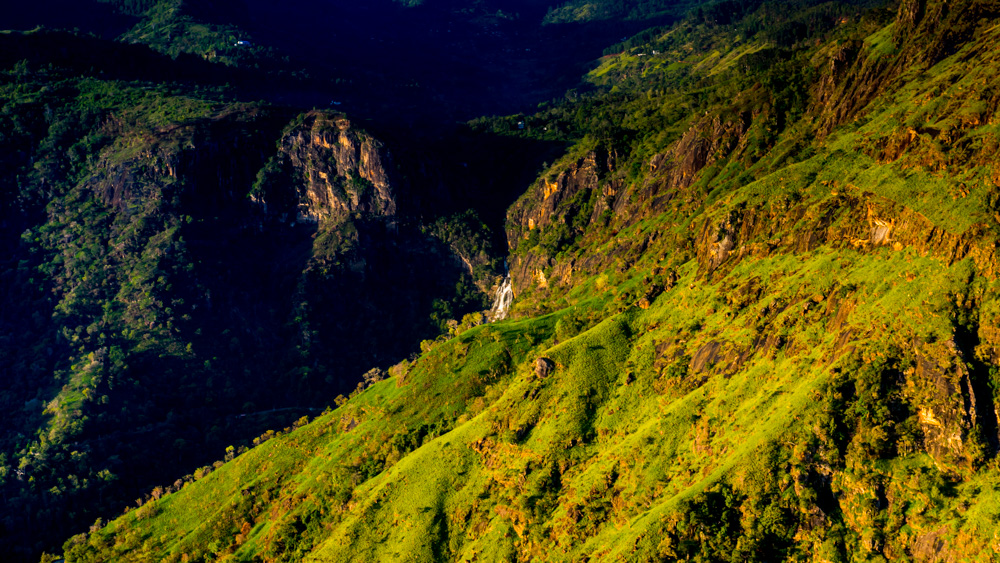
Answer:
[
  {"xmin": 52, "ymin": 0, "xmax": 1000, "ymax": 561},
  {"xmin": 0, "ymin": 32, "xmax": 497, "ymax": 560}
]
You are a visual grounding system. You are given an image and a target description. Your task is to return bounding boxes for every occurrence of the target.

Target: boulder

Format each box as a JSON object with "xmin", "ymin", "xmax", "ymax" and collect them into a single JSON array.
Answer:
[{"xmin": 535, "ymin": 357, "xmax": 555, "ymax": 378}]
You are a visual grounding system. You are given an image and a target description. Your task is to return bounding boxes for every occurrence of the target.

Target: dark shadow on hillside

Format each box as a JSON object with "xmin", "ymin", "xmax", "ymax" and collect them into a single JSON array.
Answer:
[
  {"xmin": 0, "ymin": 29, "xmax": 301, "ymax": 89},
  {"xmin": 954, "ymin": 323, "xmax": 1000, "ymax": 456},
  {"xmin": 374, "ymin": 124, "xmax": 571, "ymax": 251},
  {"xmin": 3, "ymin": 0, "xmax": 684, "ymax": 131},
  {"xmin": 228, "ymin": 0, "xmax": 678, "ymax": 126}
]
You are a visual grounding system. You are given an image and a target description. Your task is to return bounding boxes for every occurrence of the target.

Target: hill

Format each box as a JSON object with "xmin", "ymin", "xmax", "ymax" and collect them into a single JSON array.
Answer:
[
  {"xmin": 46, "ymin": 0, "xmax": 1000, "ymax": 561},
  {"xmin": 3, "ymin": 0, "xmax": 697, "ymax": 126}
]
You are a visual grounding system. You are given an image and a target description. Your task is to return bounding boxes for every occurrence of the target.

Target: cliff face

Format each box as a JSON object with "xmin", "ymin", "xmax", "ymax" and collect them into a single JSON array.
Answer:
[
  {"xmin": 813, "ymin": 0, "xmax": 1000, "ymax": 136},
  {"xmin": 506, "ymin": 150, "xmax": 614, "ymax": 295},
  {"xmin": 506, "ymin": 110, "xmax": 752, "ymax": 300},
  {"xmin": 278, "ymin": 111, "xmax": 398, "ymax": 223}
]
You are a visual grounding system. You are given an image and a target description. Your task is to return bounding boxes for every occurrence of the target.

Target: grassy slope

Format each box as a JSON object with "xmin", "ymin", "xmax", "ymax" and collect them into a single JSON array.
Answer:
[
  {"xmin": 64, "ymin": 242, "xmax": 1000, "ymax": 561},
  {"xmin": 59, "ymin": 1, "xmax": 1000, "ymax": 562}
]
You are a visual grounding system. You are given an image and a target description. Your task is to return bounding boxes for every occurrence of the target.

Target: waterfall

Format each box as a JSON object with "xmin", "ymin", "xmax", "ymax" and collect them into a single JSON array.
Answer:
[{"xmin": 487, "ymin": 265, "xmax": 513, "ymax": 322}]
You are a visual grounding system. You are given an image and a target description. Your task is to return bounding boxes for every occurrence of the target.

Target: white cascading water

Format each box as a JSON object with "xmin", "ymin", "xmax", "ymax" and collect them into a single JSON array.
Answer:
[{"xmin": 488, "ymin": 269, "xmax": 513, "ymax": 322}]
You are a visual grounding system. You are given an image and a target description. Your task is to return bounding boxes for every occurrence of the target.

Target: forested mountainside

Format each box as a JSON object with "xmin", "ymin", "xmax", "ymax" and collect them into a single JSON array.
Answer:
[
  {"xmin": 3, "ymin": 0, "xmax": 700, "ymax": 558},
  {"xmin": 22, "ymin": 0, "xmax": 1000, "ymax": 561},
  {"xmin": 0, "ymin": 56, "xmax": 500, "ymax": 559},
  {"xmin": 6, "ymin": 0, "xmax": 1000, "ymax": 561}
]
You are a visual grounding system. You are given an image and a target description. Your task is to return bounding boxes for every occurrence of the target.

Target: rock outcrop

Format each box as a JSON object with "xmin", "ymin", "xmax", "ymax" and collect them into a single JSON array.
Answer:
[
  {"xmin": 82, "ymin": 108, "xmax": 403, "ymax": 231},
  {"xmin": 535, "ymin": 357, "xmax": 555, "ymax": 378},
  {"xmin": 504, "ymin": 111, "xmax": 755, "ymax": 299},
  {"xmin": 905, "ymin": 335, "xmax": 1000, "ymax": 472},
  {"xmin": 278, "ymin": 111, "xmax": 398, "ymax": 224}
]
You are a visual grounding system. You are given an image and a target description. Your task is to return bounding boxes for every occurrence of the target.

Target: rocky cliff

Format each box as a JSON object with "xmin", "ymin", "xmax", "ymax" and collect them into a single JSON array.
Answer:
[{"xmin": 255, "ymin": 111, "xmax": 399, "ymax": 224}]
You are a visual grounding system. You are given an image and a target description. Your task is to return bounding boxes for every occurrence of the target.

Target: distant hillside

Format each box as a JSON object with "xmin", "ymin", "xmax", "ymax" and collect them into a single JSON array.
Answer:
[
  {"xmin": 544, "ymin": 0, "xmax": 698, "ymax": 23},
  {"xmin": 1, "ymin": 0, "xmax": 696, "ymax": 126},
  {"xmin": 3, "ymin": 1, "xmax": 138, "ymax": 38}
]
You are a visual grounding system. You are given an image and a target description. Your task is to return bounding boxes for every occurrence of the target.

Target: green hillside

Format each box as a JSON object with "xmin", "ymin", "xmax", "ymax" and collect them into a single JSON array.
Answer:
[{"xmin": 44, "ymin": 0, "xmax": 1000, "ymax": 561}]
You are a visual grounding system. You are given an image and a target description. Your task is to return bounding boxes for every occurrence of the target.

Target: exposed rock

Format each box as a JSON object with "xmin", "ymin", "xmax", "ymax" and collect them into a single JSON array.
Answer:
[
  {"xmin": 278, "ymin": 111, "xmax": 398, "ymax": 224},
  {"xmin": 908, "ymin": 337, "xmax": 986, "ymax": 470},
  {"xmin": 690, "ymin": 340, "xmax": 724, "ymax": 374},
  {"xmin": 340, "ymin": 416, "xmax": 359, "ymax": 432},
  {"xmin": 535, "ymin": 357, "xmax": 555, "ymax": 378},
  {"xmin": 869, "ymin": 212, "xmax": 894, "ymax": 245},
  {"xmin": 812, "ymin": 38, "xmax": 890, "ymax": 137},
  {"xmin": 508, "ymin": 150, "xmax": 606, "ymax": 242},
  {"xmin": 687, "ymin": 188, "xmax": 1000, "ymax": 280},
  {"xmin": 896, "ymin": 0, "xmax": 928, "ymax": 34},
  {"xmin": 912, "ymin": 528, "xmax": 954, "ymax": 563},
  {"xmin": 534, "ymin": 268, "xmax": 548, "ymax": 289},
  {"xmin": 504, "ymin": 111, "xmax": 765, "ymax": 296},
  {"xmin": 648, "ymin": 113, "xmax": 751, "ymax": 193},
  {"xmin": 505, "ymin": 148, "xmax": 628, "ymax": 295}
]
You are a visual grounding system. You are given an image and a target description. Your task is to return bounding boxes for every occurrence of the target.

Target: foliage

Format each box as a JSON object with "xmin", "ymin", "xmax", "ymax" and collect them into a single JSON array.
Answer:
[
  {"xmin": 56, "ymin": 1, "xmax": 1000, "ymax": 560},
  {"xmin": 8, "ymin": 0, "xmax": 1000, "ymax": 561}
]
